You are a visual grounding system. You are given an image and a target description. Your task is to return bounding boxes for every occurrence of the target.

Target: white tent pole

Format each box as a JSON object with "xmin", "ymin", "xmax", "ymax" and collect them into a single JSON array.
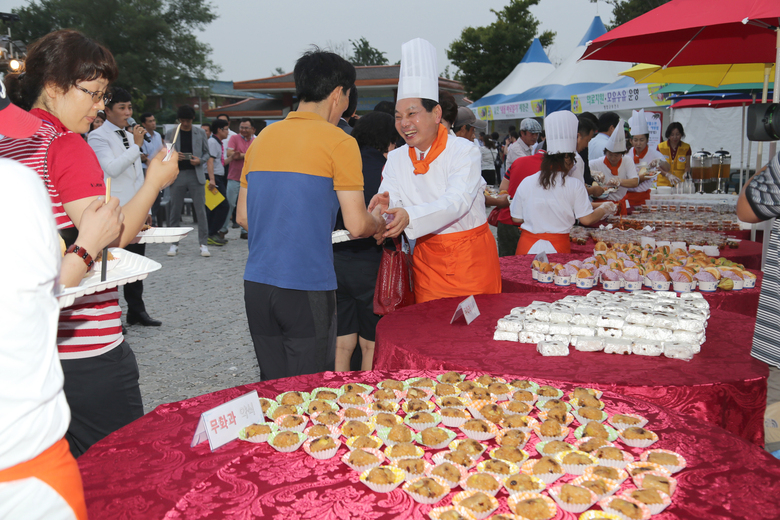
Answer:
[{"xmin": 739, "ymin": 101, "xmax": 746, "ymax": 191}]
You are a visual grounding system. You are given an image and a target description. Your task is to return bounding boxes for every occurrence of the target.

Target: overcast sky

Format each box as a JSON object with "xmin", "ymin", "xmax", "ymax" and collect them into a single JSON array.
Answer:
[{"xmin": 6, "ymin": 0, "xmax": 616, "ymax": 82}]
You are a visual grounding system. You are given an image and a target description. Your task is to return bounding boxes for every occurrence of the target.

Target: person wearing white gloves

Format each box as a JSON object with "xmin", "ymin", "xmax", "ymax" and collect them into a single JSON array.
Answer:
[
  {"xmin": 626, "ymin": 110, "xmax": 672, "ymax": 206},
  {"xmin": 510, "ymin": 111, "xmax": 618, "ymax": 255},
  {"xmin": 588, "ymin": 119, "xmax": 639, "ymax": 205}
]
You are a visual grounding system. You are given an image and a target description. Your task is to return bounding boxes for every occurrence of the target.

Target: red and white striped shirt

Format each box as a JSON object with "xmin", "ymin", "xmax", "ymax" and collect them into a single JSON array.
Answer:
[{"xmin": 0, "ymin": 109, "xmax": 122, "ymax": 359}]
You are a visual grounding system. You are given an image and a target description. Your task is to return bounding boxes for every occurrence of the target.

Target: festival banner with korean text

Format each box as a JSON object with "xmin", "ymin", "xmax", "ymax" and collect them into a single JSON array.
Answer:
[
  {"xmin": 571, "ymin": 84, "xmax": 669, "ymax": 113},
  {"xmin": 475, "ymin": 99, "xmax": 545, "ymax": 121}
]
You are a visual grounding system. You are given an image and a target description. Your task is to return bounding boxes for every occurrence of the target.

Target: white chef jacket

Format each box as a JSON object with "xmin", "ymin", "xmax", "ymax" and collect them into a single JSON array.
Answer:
[
  {"xmin": 589, "ymin": 156, "xmax": 639, "ymax": 201},
  {"xmin": 378, "ymin": 134, "xmax": 487, "ymax": 241},
  {"xmin": 510, "ymin": 172, "xmax": 593, "ymax": 235},
  {"xmin": 627, "ymin": 146, "xmax": 666, "ymax": 192},
  {"xmin": 505, "ymin": 139, "xmax": 533, "ymax": 168},
  {"xmin": 569, "ymin": 153, "xmax": 586, "ymax": 185},
  {"xmin": 88, "ymin": 119, "xmax": 144, "ymax": 206}
]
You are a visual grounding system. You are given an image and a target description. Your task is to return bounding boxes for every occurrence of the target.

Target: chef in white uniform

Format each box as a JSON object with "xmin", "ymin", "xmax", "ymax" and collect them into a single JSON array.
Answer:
[{"xmin": 589, "ymin": 119, "xmax": 639, "ymax": 203}]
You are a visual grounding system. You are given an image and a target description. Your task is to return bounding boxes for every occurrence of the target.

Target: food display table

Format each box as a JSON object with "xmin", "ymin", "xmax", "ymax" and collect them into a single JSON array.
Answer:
[
  {"xmin": 499, "ymin": 254, "xmax": 763, "ymax": 317},
  {"xmin": 373, "ymin": 294, "xmax": 766, "ymax": 446},
  {"xmin": 77, "ymin": 370, "xmax": 780, "ymax": 519},
  {"xmin": 569, "ymin": 239, "xmax": 764, "ymax": 271}
]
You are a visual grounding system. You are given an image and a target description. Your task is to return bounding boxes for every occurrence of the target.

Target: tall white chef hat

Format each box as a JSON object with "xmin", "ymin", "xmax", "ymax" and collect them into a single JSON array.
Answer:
[
  {"xmin": 629, "ymin": 109, "xmax": 649, "ymax": 136},
  {"xmin": 605, "ymin": 118, "xmax": 628, "ymax": 153},
  {"xmin": 544, "ymin": 110, "xmax": 578, "ymax": 155},
  {"xmin": 397, "ymin": 38, "xmax": 439, "ymax": 102}
]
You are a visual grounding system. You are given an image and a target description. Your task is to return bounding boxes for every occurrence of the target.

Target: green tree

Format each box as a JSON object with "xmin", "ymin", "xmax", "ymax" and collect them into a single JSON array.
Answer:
[
  {"xmin": 591, "ymin": 0, "xmax": 670, "ymax": 27},
  {"xmin": 9, "ymin": 0, "xmax": 220, "ymax": 108},
  {"xmin": 349, "ymin": 37, "xmax": 388, "ymax": 66},
  {"xmin": 447, "ymin": 0, "xmax": 555, "ymax": 101}
]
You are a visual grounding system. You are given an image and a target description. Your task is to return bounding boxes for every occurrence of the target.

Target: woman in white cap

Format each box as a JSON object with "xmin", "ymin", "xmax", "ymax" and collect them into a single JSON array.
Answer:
[
  {"xmin": 588, "ymin": 118, "xmax": 639, "ymax": 207},
  {"xmin": 625, "ymin": 109, "xmax": 671, "ymax": 206},
  {"xmin": 510, "ymin": 111, "xmax": 617, "ymax": 255}
]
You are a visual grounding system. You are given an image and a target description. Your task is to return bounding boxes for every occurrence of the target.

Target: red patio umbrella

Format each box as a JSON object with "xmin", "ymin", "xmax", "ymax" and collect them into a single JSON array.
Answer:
[{"xmin": 672, "ymin": 97, "xmax": 755, "ymax": 108}]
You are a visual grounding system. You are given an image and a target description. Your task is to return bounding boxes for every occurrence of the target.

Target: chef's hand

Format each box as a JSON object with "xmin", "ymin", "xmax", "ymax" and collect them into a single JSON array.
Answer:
[
  {"xmin": 371, "ymin": 206, "xmax": 387, "ymax": 244},
  {"xmin": 599, "ymin": 201, "xmax": 618, "ymax": 216},
  {"xmin": 649, "ymin": 159, "xmax": 661, "ymax": 168},
  {"xmin": 368, "ymin": 191, "xmax": 390, "ymax": 213},
  {"xmin": 605, "ymin": 177, "xmax": 621, "ymax": 188},
  {"xmin": 383, "ymin": 207, "xmax": 409, "ymax": 238},
  {"xmin": 592, "ymin": 172, "xmax": 605, "ymax": 184},
  {"xmin": 665, "ymin": 173, "xmax": 682, "ymax": 186}
]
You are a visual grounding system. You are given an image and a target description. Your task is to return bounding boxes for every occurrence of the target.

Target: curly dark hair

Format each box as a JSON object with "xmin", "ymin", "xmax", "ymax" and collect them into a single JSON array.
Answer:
[{"xmin": 351, "ymin": 111, "xmax": 399, "ymax": 154}]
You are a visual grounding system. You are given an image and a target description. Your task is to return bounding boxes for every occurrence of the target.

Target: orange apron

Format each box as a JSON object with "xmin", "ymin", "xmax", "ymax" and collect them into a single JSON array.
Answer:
[
  {"xmin": 515, "ymin": 231, "xmax": 571, "ymax": 255},
  {"xmin": 625, "ymin": 190, "xmax": 651, "ymax": 207},
  {"xmin": 413, "ymin": 223, "xmax": 501, "ymax": 304},
  {"xmin": 0, "ymin": 438, "xmax": 87, "ymax": 520}
]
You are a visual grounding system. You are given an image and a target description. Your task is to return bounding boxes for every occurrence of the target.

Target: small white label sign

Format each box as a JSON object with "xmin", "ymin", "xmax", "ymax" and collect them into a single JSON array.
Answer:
[
  {"xmin": 451, "ymin": 295, "xmax": 480, "ymax": 325},
  {"xmin": 191, "ymin": 390, "xmax": 264, "ymax": 451}
]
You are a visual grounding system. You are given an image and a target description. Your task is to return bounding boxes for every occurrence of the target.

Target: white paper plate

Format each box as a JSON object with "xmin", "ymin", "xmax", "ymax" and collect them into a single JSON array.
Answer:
[
  {"xmin": 56, "ymin": 248, "xmax": 162, "ymax": 308},
  {"xmin": 134, "ymin": 226, "xmax": 193, "ymax": 244},
  {"xmin": 332, "ymin": 230, "xmax": 356, "ymax": 244}
]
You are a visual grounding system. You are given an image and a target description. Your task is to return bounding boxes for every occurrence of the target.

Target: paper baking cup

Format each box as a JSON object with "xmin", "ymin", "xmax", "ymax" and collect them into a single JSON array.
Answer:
[
  {"xmin": 448, "ymin": 438, "xmax": 488, "ymax": 459},
  {"xmin": 569, "ymin": 396, "xmax": 605, "ymax": 410},
  {"xmin": 337, "ymin": 394, "xmax": 373, "ymax": 409},
  {"xmin": 401, "ymin": 399, "xmax": 436, "ymax": 414},
  {"xmin": 639, "ymin": 449, "xmax": 687, "ymax": 473},
  {"xmin": 572, "ymin": 410, "xmax": 608, "ymax": 425},
  {"xmin": 583, "ymin": 465, "xmax": 628, "ymax": 485},
  {"xmin": 341, "ymin": 447, "xmax": 385, "ymax": 472},
  {"xmin": 520, "ymin": 459, "xmax": 564, "ymax": 485},
  {"xmin": 304, "ymin": 424, "xmax": 340, "ymax": 439},
  {"xmin": 571, "ymin": 475, "xmax": 620, "ymax": 501},
  {"xmin": 535, "ymin": 400, "xmax": 571, "ymax": 413},
  {"xmin": 452, "ymin": 489, "xmax": 500, "ymax": 519},
  {"xmin": 339, "ymin": 418, "xmax": 376, "ymax": 439},
  {"xmin": 428, "ymin": 507, "xmax": 478, "ymax": 520},
  {"xmin": 402, "ymin": 475, "xmax": 451, "ymax": 505},
  {"xmin": 383, "ymin": 443, "xmax": 425, "ymax": 462},
  {"xmin": 432, "ymin": 451, "xmax": 477, "ymax": 470},
  {"xmin": 608, "ymin": 414, "xmax": 648, "ymax": 430},
  {"xmin": 502, "ymin": 416, "xmax": 539, "ymax": 435},
  {"xmin": 595, "ymin": 450, "xmax": 634, "ymax": 469},
  {"xmin": 651, "ymin": 280, "xmax": 671, "ymax": 291},
  {"xmin": 619, "ymin": 487, "xmax": 672, "ymax": 515},
  {"xmin": 437, "ymin": 372, "xmax": 466, "ymax": 384},
  {"xmin": 535, "ymin": 387, "xmax": 564, "ymax": 403},
  {"xmin": 618, "ymin": 429, "xmax": 659, "ymax": 448},
  {"xmin": 404, "ymin": 412, "xmax": 442, "ymax": 432},
  {"xmin": 624, "ymin": 280, "xmax": 643, "ymax": 291},
  {"xmin": 310, "ymin": 409, "xmax": 345, "ymax": 427},
  {"xmin": 548, "ymin": 483, "xmax": 598, "ymax": 513},
  {"xmin": 534, "ymin": 440, "xmax": 575, "ymax": 457},
  {"xmin": 673, "ymin": 281, "xmax": 694, "ymax": 293},
  {"xmin": 371, "ymin": 388, "xmax": 406, "ymax": 403},
  {"xmin": 554, "ymin": 275, "xmax": 572, "ymax": 286},
  {"xmin": 626, "ymin": 462, "xmax": 670, "ymax": 480},
  {"xmin": 359, "ymin": 465, "xmax": 405, "ymax": 493},
  {"xmin": 579, "ymin": 510, "xmax": 622, "ymax": 520},
  {"xmin": 458, "ymin": 473, "xmax": 502, "ymax": 497},
  {"xmin": 698, "ymin": 280, "xmax": 718, "ymax": 292},
  {"xmin": 503, "ymin": 473, "xmax": 545, "ymax": 495},
  {"xmin": 538, "ymin": 411, "xmax": 575, "ymax": 427},
  {"xmin": 532, "ymin": 425, "xmax": 571, "ymax": 443},
  {"xmin": 345, "ymin": 435, "xmax": 383, "ymax": 451},
  {"xmin": 265, "ymin": 403, "xmax": 303, "ymax": 421},
  {"xmin": 417, "ymin": 427, "xmax": 458, "ymax": 450},
  {"xmin": 538, "ymin": 272, "xmax": 554, "ymax": 284},
  {"xmin": 274, "ymin": 414, "xmax": 309, "ymax": 432},
  {"xmin": 435, "ymin": 396, "xmax": 467, "ymax": 409},
  {"xmin": 459, "ymin": 420, "xmax": 499, "ymax": 441},
  {"xmin": 573, "ymin": 437, "xmax": 614, "ymax": 452},
  {"xmin": 733, "ymin": 278, "xmax": 744, "ymax": 290},
  {"xmin": 488, "ymin": 447, "xmax": 529, "ymax": 466},
  {"xmin": 489, "ymin": 391, "xmax": 512, "ymax": 402},
  {"xmin": 369, "ymin": 400, "xmax": 400, "ymax": 415},
  {"xmin": 574, "ymin": 424, "xmax": 618, "ymax": 442},
  {"xmin": 275, "ymin": 391, "xmax": 310, "ymax": 406},
  {"xmin": 633, "ymin": 471, "xmax": 678, "ymax": 497},
  {"xmin": 258, "ymin": 398, "xmax": 276, "ymax": 418},
  {"xmin": 426, "ymin": 460, "xmax": 469, "ymax": 488},
  {"xmin": 376, "ymin": 425, "xmax": 421, "ymax": 447},
  {"xmin": 340, "ymin": 382, "xmax": 374, "ymax": 394},
  {"xmin": 598, "ymin": 495, "xmax": 651, "ymax": 520},
  {"xmin": 555, "ymin": 450, "xmax": 598, "ymax": 475},
  {"xmin": 393, "ymin": 458, "xmax": 431, "ymax": 482},
  {"xmin": 309, "ymin": 386, "xmax": 344, "ymax": 401},
  {"xmin": 576, "ymin": 278, "xmax": 596, "ymax": 289},
  {"xmin": 303, "ymin": 436, "xmax": 342, "ymax": 460},
  {"xmin": 440, "ymin": 411, "xmax": 472, "ymax": 428},
  {"xmin": 602, "ymin": 280, "xmax": 622, "ymax": 292},
  {"xmin": 507, "ymin": 492, "xmax": 557, "ymax": 519},
  {"xmin": 266, "ymin": 431, "xmax": 306, "ymax": 453},
  {"xmin": 238, "ymin": 423, "xmax": 277, "ymax": 444}
]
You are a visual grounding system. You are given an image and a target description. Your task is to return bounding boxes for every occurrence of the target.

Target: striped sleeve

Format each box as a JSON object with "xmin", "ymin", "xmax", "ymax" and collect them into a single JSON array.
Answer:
[
  {"xmin": 746, "ymin": 153, "xmax": 780, "ymax": 220},
  {"xmin": 752, "ymin": 219, "xmax": 780, "ymax": 368}
]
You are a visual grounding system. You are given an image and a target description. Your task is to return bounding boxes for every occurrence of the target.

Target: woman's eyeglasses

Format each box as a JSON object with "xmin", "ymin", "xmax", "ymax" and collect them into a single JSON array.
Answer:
[{"xmin": 74, "ymin": 84, "xmax": 112, "ymax": 104}]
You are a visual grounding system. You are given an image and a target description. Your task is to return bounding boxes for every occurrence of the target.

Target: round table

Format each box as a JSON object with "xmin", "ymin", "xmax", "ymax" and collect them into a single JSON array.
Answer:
[
  {"xmin": 499, "ymin": 254, "xmax": 763, "ymax": 317},
  {"xmin": 77, "ymin": 370, "xmax": 780, "ymax": 519},
  {"xmin": 373, "ymin": 294, "xmax": 767, "ymax": 446},
  {"xmin": 570, "ymin": 238, "xmax": 764, "ymax": 270}
]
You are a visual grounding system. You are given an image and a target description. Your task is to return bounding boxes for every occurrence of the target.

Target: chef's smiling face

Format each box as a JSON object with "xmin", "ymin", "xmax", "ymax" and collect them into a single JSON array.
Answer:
[
  {"xmin": 606, "ymin": 150, "xmax": 624, "ymax": 167},
  {"xmin": 395, "ymin": 98, "xmax": 442, "ymax": 150},
  {"xmin": 631, "ymin": 135, "xmax": 648, "ymax": 153}
]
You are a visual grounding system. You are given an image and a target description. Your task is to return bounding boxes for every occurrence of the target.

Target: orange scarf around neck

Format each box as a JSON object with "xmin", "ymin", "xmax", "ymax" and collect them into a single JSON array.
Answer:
[
  {"xmin": 633, "ymin": 146, "xmax": 648, "ymax": 164},
  {"xmin": 408, "ymin": 124, "xmax": 448, "ymax": 175},
  {"xmin": 603, "ymin": 156, "xmax": 621, "ymax": 177}
]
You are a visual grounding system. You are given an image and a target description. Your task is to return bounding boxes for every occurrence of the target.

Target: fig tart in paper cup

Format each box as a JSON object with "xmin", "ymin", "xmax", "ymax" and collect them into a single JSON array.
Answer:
[
  {"xmin": 369, "ymin": 400, "xmax": 400, "ymax": 415},
  {"xmin": 339, "ymin": 417, "xmax": 377, "ymax": 439},
  {"xmin": 406, "ymin": 376, "xmax": 438, "ymax": 389},
  {"xmin": 617, "ymin": 427, "xmax": 659, "ymax": 448},
  {"xmin": 376, "ymin": 424, "xmax": 420, "ymax": 447},
  {"xmin": 238, "ymin": 422, "xmax": 277, "ymax": 444},
  {"xmin": 477, "ymin": 458, "xmax": 520, "ymax": 479},
  {"xmin": 393, "ymin": 458, "xmax": 432, "ymax": 482},
  {"xmin": 571, "ymin": 475, "xmax": 621, "ymax": 501},
  {"xmin": 583, "ymin": 465, "xmax": 628, "ymax": 485},
  {"xmin": 373, "ymin": 412, "xmax": 404, "ymax": 429},
  {"xmin": 509, "ymin": 389, "xmax": 539, "ymax": 405},
  {"xmin": 344, "ymin": 434, "xmax": 383, "ymax": 451},
  {"xmin": 337, "ymin": 392, "xmax": 373, "ymax": 409},
  {"xmin": 341, "ymin": 406, "xmax": 375, "ymax": 422},
  {"xmin": 495, "ymin": 429, "xmax": 531, "ymax": 451},
  {"xmin": 535, "ymin": 399, "xmax": 572, "ymax": 413},
  {"xmin": 258, "ymin": 397, "xmax": 276, "ymax": 417},
  {"xmin": 341, "ymin": 447, "xmax": 385, "ymax": 472},
  {"xmin": 579, "ymin": 511, "xmax": 622, "ymax": 520},
  {"xmin": 437, "ymin": 371, "xmax": 465, "ymax": 384},
  {"xmin": 402, "ymin": 399, "xmax": 436, "ymax": 414},
  {"xmin": 427, "ymin": 506, "xmax": 477, "ymax": 520},
  {"xmin": 631, "ymin": 470, "xmax": 677, "ymax": 496},
  {"xmin": 593, "ymin": 448, "xmax": 634, "ymax": 469},
  {"xmin": 534, "ymin": 440, "xmax": 575, "ymax": 457},
  {"xmin": 359, "ymin": 465, "xmax": 405, "ymax": 493},
  {"xmin": 554, "ymin": 449, "xmax": 598, "ymax": 475},
  {"xmin": 274, "ymin": 413, "xmax": 308, "ymax": 432},
  {"xmin": 573, "ymin": 436, "xmax": 614, "ymax": 453},
  {"xmin": 608, "ymin": 413, "xmax": 648, "ymax": 430},
  {"xmin": 310, "ymin": 409, "xmax": 345, "ymax": 427},
  {"xmin": 452, "ymin": 489, "xmax": 500, "ymax": 519},
  {"xmin": 426, "ymin": 460, "xmax": 469, "ymax": 487},
  {"xmin": 449, "ymin": 438, "xmax": 488, "ymax": 460},
  {"xmin": 265, "ymin": 402, "xmax": 303, "ymax": 421},
  {"xmin": 304, "ymin": 423, "xmax": 340, "ymax": 440},
  {"xmin": 572, "ymin": 409, "xmax": 608, "ymax": 425},
  {"xmin": 459, "ymin": 419, "xmax": 499, "ymax": 441},
  {"xmin": 432, "ymin": 450, "xmax": 477, "ymax": 470},
  {"xmin": 458, "ymin": 472, "xmax": 502, "ymax": 497},
  {"xmin": 574, "ymin": 424, "xmax": 618, "ymax": 442},
  {"xmin": 503, "ymin": 473, "xmax": 546, "ymax": 496},
  {"xmin": 303, "ymin": 436, "xmax": 342, "ymax": 460},
  {"xmin": 275, "ymin": 390, "xmax": 310, "ymax": 406},
  {"xmin": 402, "ymin": 475, "xmax": 451, "ymax": 505},
  {"xmin": 267, "ymin": 430, "xmax": 306, "ymax": 453},
  {"xmin": 418, "ymin": 426, "xmax": 458, "ymax": 450},
  {"xmin": 340, "ymin": 382, "xmax": 374, "ymax": 394},
  {"xmin": 371, "ymin": 388, "xmax": 406, "ymax": 403},
  {"xmin": 404, "ymin": 411, "xmax": 442, "ymax": 431},
  {"xmin": 507, "ymin": 492, "xmax": 557, "ymax": 520},
  {"xmin": 309, "ymin": 386, "xmax": 343, "ymax": 401},
  {"xmin": 436, "ymin": 395, "xmax": 467, "ymax": 409},
  {"xmin": 532, "ymin": 424, "xmax": 571, "ymax": 443},
  {"xmin": 383, "ymin": 442, "xmax": 425, "ymax": 463},
  {"xmin": 538, "ymin": 410, "xmax": 575, "ymax": 426},
  {"xmin": 520, "ymin": 458, "xmax": 564, "ymax": 485},
  {"xmin": 620, "ymin": 487, "xmax": 672, "ymax": 516},
  {"xmin": 488, "ymin": 446, "xmax": 529, "ymax": 465},
  {"xmin": 534, "ymin": 386, "xmax": 564, "ymax": 403},
  {"xmin": 598, "ymin": 495, "xmax": 651, "ymax": 520},
  {"xmin": 639, "ymin": 449, "xmax": 687, "ymax": 473},
  {"xmin": 567, "ymin": 388, "xmax": 604, "ymax": 401},
  {"xmin": 508, "ymin": 379, "xmax": 540, "ymax": 393},
  {"xmin": 439, "ymin": 408, "xmax": 472, "ymax": 428},
  {"xmin": 568, "ymin": 397, "xmax": 605, "ymax": 410},
  {"xmin": 468, "ymin": 401, "xmax": 506, "ymax": 424},
  {"xmin": 625, "ymin": 462, "xmax": 670, "ymax": 480},
  {"xmin": 500, "ymin": 415, "xmax": 538, "ymax": 434},
  {"xmin": 548, "ymin": 483, "xmax": 599, "ymax": 513}
]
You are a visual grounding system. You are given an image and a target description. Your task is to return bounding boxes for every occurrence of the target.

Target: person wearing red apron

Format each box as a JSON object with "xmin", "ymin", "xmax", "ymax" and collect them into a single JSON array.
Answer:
[
  {"xmin": 626, "ymin": 109, "xmax": 671, "ymax": 207},
  {"xmin": 510, "ymin": 111, "xmax": 618, "ymax": 255},
  {"xmin": 374, "ymin": 38, "xmax": 501, "ymax": 304}
]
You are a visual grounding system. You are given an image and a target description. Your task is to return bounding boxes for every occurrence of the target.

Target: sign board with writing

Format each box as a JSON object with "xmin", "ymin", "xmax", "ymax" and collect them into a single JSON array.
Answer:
[
  {"xmin": 572, "ymin": 84, "xmax": 670, "ymax": 114},
  {"xmin": 475, "ymin": 99, "xmax": 545, "ymax": 121},
  {"xmin": 645, "ymin": 111, "xmax": 664, "ymax": 150},
  {"xmin": 451, "ymin": 295, "xmax": 481, "ymax": 325},
  {"xmin": 191, "ymin": 390, "xmax": 264, "ymax": 451}
]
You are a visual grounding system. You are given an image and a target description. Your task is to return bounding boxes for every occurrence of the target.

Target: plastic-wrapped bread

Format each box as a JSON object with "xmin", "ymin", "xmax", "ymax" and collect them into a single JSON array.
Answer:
[
  {"xmin": 519, "ymin": 331, "xmax": 546, "ymax": 344},
  {"xmin": 525, "ymin": 305, "xmax": 551, "ymax": 322},
  {"xmin": 652, "ymin": 312, "xmax": 679, "ymax": 330},
  {"xmin": 537, "ymin": 341, "xmax": 570, "ymax": 356},
  {"xmin": 626, "ymin": 310, "xmax": 654, "ymax": 326},
  {"xmin": 510, "ymin": 307, "xmax": 526, "ymax": 317},
  {"xmin": 655, "ymin": 291, "xmax": 677, "ymax": 299},
  {"xmin": 603, "ymin": 338, "xmax": 633, "ymax": 355},
  {"xmin": 573, "ymin": 337, "xmax": 605, "ymax": 352},
  {"xmin": 572, "ymin": 308, "xmax": 600, "ymax": 327},
  {"xmin": 597, "ymin": 327, "xmax": 623, "ymax": 339},
  {"xmin": 548, "ymin": 323, "xmax": 571, "ymax": 336},
  {"xmin": 653, "ymin": 302, "xmax": 680, "ymax": 314},
  {"xmin": 680, "ymin": 292, "xmax": 704, "ymax": 300},
  {"xmin": 596, "ymin": 313, "xmax": 625, "ymax": 329},
  {"xmin": 570, "ymin": 325, "xmax": 595, "ymax": 337},
  {"xmin": 525, "ymin": 321, "xmax": 550, "ymax": 334},
  {"xmin": 676, "ymin": 316, "xmax": 705, "ymax": 333},
  {"xmin": 497, "ymin": 316, "xmax": 524, "ymax": 332},
  {"xmin": 663, "ymin": 342, "xmax": 696, "ymax": 361},
  {"xmin": 629, "ymin": 298, "xmax": 655, "ymax": 310},
  {"xmin": 632, "ymin": 340, "xmax": 664, "ymax": 356},
  {"xmin": 547, "ymin": 334, "xmax": 571, "ymax": 345},
  {"xmin": 671, "ymin": 330, "xmax": 700, "ymax": 344},
  {"xmin": 549, "ymin": 308, "xmax": 574, "ymax": 324},
  {"xmin": 622, "ymin": 324, "xmax": 647, "ymax": 339},
  {"xmin": 494, "ymin": 330, "xmax": 520, "ymax": 342}
]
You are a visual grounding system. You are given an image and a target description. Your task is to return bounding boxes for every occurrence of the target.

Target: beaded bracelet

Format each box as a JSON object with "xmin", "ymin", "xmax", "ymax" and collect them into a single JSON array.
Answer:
[{"xmin": 66, "ymin": 244, "xmax": 94, "ymax": 272}]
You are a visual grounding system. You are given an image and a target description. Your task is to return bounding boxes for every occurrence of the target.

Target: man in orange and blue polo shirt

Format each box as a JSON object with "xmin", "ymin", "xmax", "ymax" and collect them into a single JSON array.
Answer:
[{"xmin": 237, "ymin": 50, "xmax": 386, "ymax": 381}]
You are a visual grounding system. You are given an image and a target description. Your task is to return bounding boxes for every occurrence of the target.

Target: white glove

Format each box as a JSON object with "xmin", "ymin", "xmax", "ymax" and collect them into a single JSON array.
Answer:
[
  {"xmin": 592, "ymin": 171, "xmax": 605, "ymax": 183},
  {"xmin": 649, "ymin": 159, "xmax": 661, "ymax": 168},
  {"xmin": 605, "ymin": 177, "xmax": 621, "ymax": 188},
  {"xmin": 665, "ymin": 173, "xmax": 682, "ymax": 186},
  {"xmin": 599, "ymin": 201, "xmax": 618, "ymax": 215}
]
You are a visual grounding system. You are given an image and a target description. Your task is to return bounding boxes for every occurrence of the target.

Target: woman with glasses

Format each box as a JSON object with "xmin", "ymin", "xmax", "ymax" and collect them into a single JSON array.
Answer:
[{"xmin": 0, "ymin": 29, "xmax": 179, "ymax": 457}]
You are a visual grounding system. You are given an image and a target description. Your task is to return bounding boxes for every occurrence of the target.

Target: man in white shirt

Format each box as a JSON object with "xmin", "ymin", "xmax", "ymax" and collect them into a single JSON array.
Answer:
[
  {"xmin": 207, "ymin": 119, "xmax": 230, "ymax": 244},
  {"xmin": 588, "ymin": 111, "xmax": 619, "ymax": 160},
  {"xmin": 88, "ymin": 87, "xmax": 161, "ymax": 327},
  {"xmin": 505, "ymin": 118, "xmax": 541, "ymax": 168}
]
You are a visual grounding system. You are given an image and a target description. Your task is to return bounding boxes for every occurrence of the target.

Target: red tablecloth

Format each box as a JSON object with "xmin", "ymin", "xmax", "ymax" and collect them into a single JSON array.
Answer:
[
  {"xmin": 499, "ymin": 254, "xmax": 763, "ymax": 317},
  {"xmin": 374, "ymin": 294, "xmax": 766, "ymax": 446},
  {"xmin": 77, "ymin": 370, "xmax": 780, "ymax": 519},
  {"xmin": 570, "ymin": 239, "xmax": 764, "ymax": 270}
]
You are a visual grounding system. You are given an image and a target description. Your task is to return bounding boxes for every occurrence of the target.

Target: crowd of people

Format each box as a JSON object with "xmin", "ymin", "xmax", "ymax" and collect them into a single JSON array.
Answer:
[{"xmin": 1, "ymin": 28, "xmax": 779, "ymax": 519}]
